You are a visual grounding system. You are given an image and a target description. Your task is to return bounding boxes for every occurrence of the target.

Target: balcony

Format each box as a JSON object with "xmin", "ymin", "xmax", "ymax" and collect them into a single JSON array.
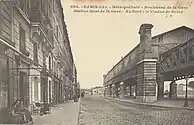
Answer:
[
  {"xmin": 20, "ymin": 47, "xmax": 29, "ymax": 57},
  {"xmin": 55, "ymin": 51, "xmax": 61, "ymax": 60},
  {"xmin": 39, "ymin": 18, "xmax": 54, "ymax": 48},
  {"xmin": 30, "ymin": 2, "xmax": 54, "ymax": 47},
  {"xmin": 49, "ymin": 68, "xmax": 52, "ymax": 76},
  {"xmin": 64, "ymin": 69, "xmax": 70, "ymax": 77},
  {"xmin": 14, "ymin": 0, "xmax": 30, "ymax": 20},
  {"xmin": 30, "ymin": 0, "xmax": 42, "ymax": 22},
  {"xmin": 30, "ymin": 9, "xmax": 41, "ymax": 22},
  {"xmin": 43, "ymin": 63, "xmax": 47, "ymax": 70},
  {"xmin": 47, "ymin": 29, "xmax": 54, "ymax": 47},
  {"xmin": 34, "ymin": 57, "xmax": 38, "ymax": 66}
]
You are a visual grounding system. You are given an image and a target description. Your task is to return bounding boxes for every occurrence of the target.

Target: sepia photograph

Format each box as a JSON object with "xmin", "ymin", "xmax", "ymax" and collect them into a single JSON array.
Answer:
[{"xmin": 0, "ymin": 0, "xmax": 194, "ymax": 124}]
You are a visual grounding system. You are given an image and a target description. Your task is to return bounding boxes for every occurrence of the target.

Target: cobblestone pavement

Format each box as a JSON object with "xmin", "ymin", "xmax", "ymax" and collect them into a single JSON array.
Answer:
[{"xmin": 78, "ymin": 95, "xmax": 194, "ymax": 125}]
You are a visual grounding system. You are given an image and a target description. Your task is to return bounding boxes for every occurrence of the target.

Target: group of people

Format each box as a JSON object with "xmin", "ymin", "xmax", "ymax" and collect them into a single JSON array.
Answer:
[{"xmin": 8, "ymin": 100, "xmax": 33, "ymax": 124}]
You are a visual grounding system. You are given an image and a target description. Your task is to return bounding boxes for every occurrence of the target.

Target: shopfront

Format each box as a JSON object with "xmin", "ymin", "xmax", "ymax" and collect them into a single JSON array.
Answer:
[{"xmin": 0, "ymin": 43, "xmax": 18, "ymax": 123}]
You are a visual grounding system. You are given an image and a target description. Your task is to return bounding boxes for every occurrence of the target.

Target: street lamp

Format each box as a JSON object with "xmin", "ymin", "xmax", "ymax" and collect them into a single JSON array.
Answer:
[{"xmin": 184, "ymin": 76, "xmax": 188, "ymax": 107}]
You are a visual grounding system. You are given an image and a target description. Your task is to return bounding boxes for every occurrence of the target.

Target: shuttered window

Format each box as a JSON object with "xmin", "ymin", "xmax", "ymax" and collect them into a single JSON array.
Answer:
[
  {"xmin": 19, "ymin": 27, "xmax": 26, "ymax": 53},
  {"xmin": 33, "ymin": 42, "xmax": 38, "ymax": 63},
  {"xmin": 0, "ymin": 57, "xmax": 8, "ymax": 109}
]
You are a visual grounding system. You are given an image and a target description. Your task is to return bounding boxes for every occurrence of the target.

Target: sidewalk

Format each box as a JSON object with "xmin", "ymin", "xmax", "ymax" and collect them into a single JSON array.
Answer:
[
  {"xmin": 103, "ymin": 96, "xmax": 194, "ymax": 110},
  {"xmin": 32, "ymin": 99, "xmax": 80, "ymax": 125}
]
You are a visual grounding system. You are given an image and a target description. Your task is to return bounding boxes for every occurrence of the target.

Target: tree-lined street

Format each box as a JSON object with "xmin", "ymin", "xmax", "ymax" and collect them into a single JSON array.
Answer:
[{"xmin": 78, "ymin": 95, "xmax": 194, "ymax": 125}]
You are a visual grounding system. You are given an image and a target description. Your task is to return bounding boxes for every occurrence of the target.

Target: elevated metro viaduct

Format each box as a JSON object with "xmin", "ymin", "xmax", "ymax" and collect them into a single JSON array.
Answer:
[{"xmin": 103, "ymin": 24, "xmax": 194, "ymax": 103}]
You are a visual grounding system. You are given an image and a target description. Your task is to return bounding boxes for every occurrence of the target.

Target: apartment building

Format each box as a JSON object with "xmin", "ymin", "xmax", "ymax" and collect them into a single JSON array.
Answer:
[{"xmin": 0, "ymin": 0, "xmax": 76, "ymax": 123}]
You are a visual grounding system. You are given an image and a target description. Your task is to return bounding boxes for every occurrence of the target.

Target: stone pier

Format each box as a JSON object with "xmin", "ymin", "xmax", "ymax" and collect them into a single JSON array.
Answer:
[
  {"xmin": 136, "ymin": 24, "xmax": 157, "ymax": 103},
  {"xmin": 157, "ymin": 74, "xmax": 164, "ymax": 99}
]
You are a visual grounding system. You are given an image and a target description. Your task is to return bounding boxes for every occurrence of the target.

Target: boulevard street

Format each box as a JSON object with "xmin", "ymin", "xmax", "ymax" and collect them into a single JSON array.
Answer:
[{"xmin": 78, "ymin": 95, "xmax": 194, "ymax": 125}]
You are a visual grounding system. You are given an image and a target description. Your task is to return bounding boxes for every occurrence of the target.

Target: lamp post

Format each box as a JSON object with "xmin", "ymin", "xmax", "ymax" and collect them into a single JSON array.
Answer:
[{"xmin": 184, "ymin": 76, "xmax": 188, "ymax": 107}]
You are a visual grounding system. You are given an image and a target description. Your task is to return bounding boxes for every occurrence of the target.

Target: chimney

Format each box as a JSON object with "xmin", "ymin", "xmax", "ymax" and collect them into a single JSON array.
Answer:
[
  {"xmin": 139, "ymin": 23, "xmax": 153, "ymax": 42},
  {"xmin": 138, "ymin": 24, "xmax": 153, "ymax": 59}
]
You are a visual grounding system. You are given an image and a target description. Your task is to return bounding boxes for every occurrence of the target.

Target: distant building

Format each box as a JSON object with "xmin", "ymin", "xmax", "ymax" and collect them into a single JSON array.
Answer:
[
  {"xmin": 91, "ymin": 86, "xmax": 103, "ymax": 95},
  {"xmin": 80, "ymin": 89, "xmax": 91, "ymax": 95}
]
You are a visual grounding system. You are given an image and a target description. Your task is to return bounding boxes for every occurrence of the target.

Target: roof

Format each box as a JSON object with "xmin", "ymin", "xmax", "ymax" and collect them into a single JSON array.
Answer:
[
  {"xmin": 105, "ymin": 26, "xmax": 194, "ymax": 77},
  {"xmin": 105, "ymin": 44, "xmax": 140, "ymax": 76},
  {"xmin": 92, "ymin": 86, "xmax": 103, "ymax": 89},
  {"xmin": 152, "ymin": 26, "xmax": 194, "ymax": 39}
]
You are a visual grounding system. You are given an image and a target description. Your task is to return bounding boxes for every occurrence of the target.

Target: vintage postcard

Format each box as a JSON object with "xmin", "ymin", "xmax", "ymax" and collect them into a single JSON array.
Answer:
[{"xmin": 0, "ymin": 0, "xmax": 194, "ymax": 124}]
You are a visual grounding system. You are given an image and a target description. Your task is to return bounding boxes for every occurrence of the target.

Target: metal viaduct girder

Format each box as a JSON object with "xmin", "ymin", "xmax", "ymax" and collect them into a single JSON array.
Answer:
[
  {"xmin": 159, "ymin": 37, "xmax": 194, "ymax": 81},
  {"xmin": 105, "ymin": 67, "xmax": 136, "ymax": 86}
]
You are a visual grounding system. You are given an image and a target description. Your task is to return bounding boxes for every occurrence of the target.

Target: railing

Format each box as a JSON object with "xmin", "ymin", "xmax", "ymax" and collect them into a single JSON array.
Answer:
[
  {"xmin": 19, "ymin": 47, "xmax": 29, "ymax": 56},
  {"xmin": 30, "ymin": 7, "xmax": 54, "ymax": 47},
  {"xmin": 30, "ymin": 9, "xmax": 41, "ymax": 22},
  {"xmin": 15, "ymin": 0, "xmax": 30, "ymax": 18}
]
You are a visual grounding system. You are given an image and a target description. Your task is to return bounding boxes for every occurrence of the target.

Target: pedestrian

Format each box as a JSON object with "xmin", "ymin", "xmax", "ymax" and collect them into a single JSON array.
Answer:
[
  {"xmin": 81, "ymin": 92, "xmax": 84, "ymax": 97},
  {"xmin": 20, "ymin": 100, "xmax": 33, "ymax": 122},
  {"xmin": 7, "ymin": 100, "xmax": 22, "ymax": 124},
  {"xmin": 73, "ymin": 92, "xmax": 78, "ymax": 102}
]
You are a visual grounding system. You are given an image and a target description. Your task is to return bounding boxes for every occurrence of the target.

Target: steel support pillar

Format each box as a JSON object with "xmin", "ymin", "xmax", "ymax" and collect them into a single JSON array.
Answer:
[
  {"xmin": 115, "ymin": 84, "xmax": 119, "ymax": 98},
  {"xmin": 108, "ymin": 85, "xmax": 112, "ymax": 97},
  {"xmin": 119, "ymin": 82, "xmax": 125, "ymax": 98},
  {"xmin": 112, "ymin": 84, "xmax": 115, "ymax": 98},
  {"xmin": 184, "ymin": 76, "xmax": 189, "ymax": 107},
  {"xmin": 129, "ymin": 85, "xmax": 132, "ymax": 96}
]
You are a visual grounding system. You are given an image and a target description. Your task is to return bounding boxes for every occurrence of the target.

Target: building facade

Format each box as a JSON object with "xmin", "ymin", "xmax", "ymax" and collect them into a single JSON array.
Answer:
[
  {"xmin": 91, "ymin": 86, "xmax": 104, "ymax": 95},
  {"xmin": 0, "ymin": 0, "xmax": 76, "ymax": 123}
]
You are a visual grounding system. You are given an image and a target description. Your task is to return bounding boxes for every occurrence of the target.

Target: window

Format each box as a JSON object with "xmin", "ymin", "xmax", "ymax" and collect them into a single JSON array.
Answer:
[
  {"xmin": 19, "ymin": 0, "xmax": 26, "ymax": 11},
  {"xmin": 49, "ymin": 56, "xmax": 51, "ymax": 71},
  {"xmin": 33, "ymin": 42, "xmax": 38, "ymax": 64},
  {"xmin": 48, "ymin": 1, "xmax": 52, "ymax": 19},
  {"xmin": 34, "ymin": 77, "xmax": 39, "ymax": 101},
  {"xmin": 19, "ymin": 27, "xmax": 26, "ymax": 53},
  {"xmin": 41, "ymin": 0, "xmax": 47, "ymax": 15},
  {"xmin": 56, "ymin": 26, "xmax": 59, "ymax": 39},
  {"xmin": 26, "ymin": 0, "xmax": 30, "ymax": 16},
  {"xmin": 0, "ymin": 81, "xmax": 8, "ymax": 108},
  {"xmin": 41, "ymin": 0, "xmax": 45, "ymax": 12},
  {"xmin": 19, "ymin": 0, "xmax": 29, "ymax": 16},
  {"xmin": 158, "ymin": 35, "xmax": 163, "ymax": 43},
  {"xmin": 0, "ymin": 58, "xmax": 8, "ymax": 109},
  {"xmin": 49, "ymin": 81, "xmax": 51, "ymax": 103},
  {"xmin": 56, "ymin": 66, "xmax": 58, "ymax": 77},
  {"xmin": 53, "ymin": 0, "xmax": 56, "ymax": 12}
]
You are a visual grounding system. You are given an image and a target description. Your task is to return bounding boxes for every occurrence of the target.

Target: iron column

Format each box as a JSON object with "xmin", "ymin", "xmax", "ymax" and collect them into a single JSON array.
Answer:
[{"xmin": 184, "ymin": 76, "xmax": 188, "ymax": 107}]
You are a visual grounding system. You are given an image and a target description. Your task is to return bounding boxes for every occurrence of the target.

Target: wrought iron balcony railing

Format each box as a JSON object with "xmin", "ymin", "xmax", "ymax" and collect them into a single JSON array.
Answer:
[
  {"xmin": 20, "ymin": 47, "xmax": 29, "ymax": 56},
  {"xmin": 30, "ymin": 8, "xmax": 54, "ymax": 47}
]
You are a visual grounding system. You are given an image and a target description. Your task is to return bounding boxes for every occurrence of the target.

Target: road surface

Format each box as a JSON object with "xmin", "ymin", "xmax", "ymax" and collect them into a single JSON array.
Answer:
[{"xmin": 78, "ymin": 95, "xmax": 194, "ymax": 125}]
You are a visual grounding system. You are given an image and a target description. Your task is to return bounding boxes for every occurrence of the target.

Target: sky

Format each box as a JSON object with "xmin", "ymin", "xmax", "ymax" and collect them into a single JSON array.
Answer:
[{"xmin": 61, "ymin": 0, "xmax": 194, "ymax": 89}]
